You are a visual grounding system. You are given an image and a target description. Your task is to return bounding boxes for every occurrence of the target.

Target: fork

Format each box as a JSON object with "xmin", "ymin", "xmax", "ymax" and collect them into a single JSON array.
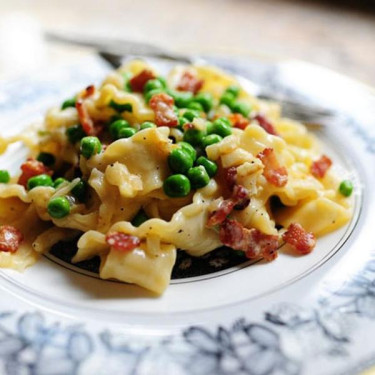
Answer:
[{"xmin": 45, "ymin": 31, "xmax": 333, "ymax": 126}]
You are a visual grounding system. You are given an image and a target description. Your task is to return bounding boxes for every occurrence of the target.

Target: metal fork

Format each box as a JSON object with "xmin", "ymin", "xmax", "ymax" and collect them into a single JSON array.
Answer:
[{"xmin": 45, "ymin": 31, "xmax": 333, "ymax": 127}]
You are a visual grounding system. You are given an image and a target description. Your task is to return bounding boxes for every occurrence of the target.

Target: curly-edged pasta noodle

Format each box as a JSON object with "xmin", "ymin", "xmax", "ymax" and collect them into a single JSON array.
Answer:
[{"xmin": 0, "ymin": 60, "xmax": 353, "ymax": 294}]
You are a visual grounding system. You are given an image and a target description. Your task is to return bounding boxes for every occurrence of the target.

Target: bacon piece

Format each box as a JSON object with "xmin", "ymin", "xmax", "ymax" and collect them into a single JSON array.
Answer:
[
  {"xmin": 219, "ymin": 219, "xmax": 279, "ymax": 261},
  {"xmin": 183, "ymin": 123, "xmax": 194, "ymax": 131},
  {"xmin": 207, "ymin": 184, "xmax": 250, "ymax": 226},
  {"xmin": 176, "ymin": 71, "xmax": 204, "ymax": 94},
  {"xmin": 257, "ymin": 147, "xmax": 288, "ymax": 187},
  {"xmin": 149, "ymin": 93, "xmax": 178, "ymax": 127},
  {"xmin": 282, "ymin": 223, "xmax": 316, "ymax": 254},
  {"xmin": 76, "ymin": 99, "xmax": 97, "ymax": 135},
  {"xmin": 228, "ymin": 113, "xmax": 250, "ymax": 130},
  {"xmin": 83, "ymin": 85, "xmax": 95, "ymax": 98},
  {"xmin": 310, "ymin": 155, "xmax": 332, "ymax": 178},
  {"xmin": 129, "ymin": 69, "xmax": 155, "ymax": 92},
  {"xmin": 223, "ymin": 167, "xmax": 237, "ymax": 191},
  {"xmin": 253, "ymin": 114, "xmax": 278, "ymax": 135},
  {"xmin": 207, "ymin": 200, "xmax": 236, "ymax": 227},
  {"xmin": 233, "ymin": 184, "xmax": 250, "ymax": 210},
  {"xmin": 0, "ymin": 225, "xmax": 23, "ymax": 253},
  {"xmin": 17, "ymin": 158, "xmax": 52, "ymax": 187},
  {"xmin": 106, "ymin": 232, "xmax": 141, "ymax": 252}
]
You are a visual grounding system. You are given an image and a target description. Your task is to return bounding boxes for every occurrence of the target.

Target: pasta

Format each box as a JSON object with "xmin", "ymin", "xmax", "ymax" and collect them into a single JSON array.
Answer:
[{"xmin": 0, "ymin": 60, "xmax": 353, "ymax": 294}]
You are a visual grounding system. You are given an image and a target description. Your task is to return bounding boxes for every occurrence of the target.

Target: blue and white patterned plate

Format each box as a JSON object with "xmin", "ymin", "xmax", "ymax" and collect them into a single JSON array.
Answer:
[{"xmin": 0, "ymin": 54, "xmax": 374, "ymax": 375}]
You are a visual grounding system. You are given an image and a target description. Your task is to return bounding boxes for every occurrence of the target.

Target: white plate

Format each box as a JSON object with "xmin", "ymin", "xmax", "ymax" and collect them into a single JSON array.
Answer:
[{"xmin": 0, "ymin": 54, "xmax": 374, "ymax": 375}]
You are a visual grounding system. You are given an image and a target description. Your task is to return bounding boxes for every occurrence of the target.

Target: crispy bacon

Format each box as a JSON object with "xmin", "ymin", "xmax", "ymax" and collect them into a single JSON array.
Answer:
[
  {"xmin": 253, "ymin": 114, "xmax": 278, "ymax": 135},
  {"xmin": 0, "ymin": 225, "xmax": 23, "ymax": 253},
  {"xmin": 282, "ymin": 223, "xmax": 316, "ymax": 254},
  {"xmin": 129, "ymin": 69, "xmax": 155, "ymax": 92},
  {"xmin": 207, "ymin": 200, "xmax": 236, "ymax": 227},
  {"xmin": 207, "ymin": 182, "xmax": 250, "ymax": 226},
  {"xmin": 17, "ymin": 158, "xmax": 52, "ymax": 187},
  {"xmin": 149, "ymin": 93, "xmax": 178, "ymax": 127},
  {"xmin": 183, "ymin": 123, "xmax": 194, "ymax": 131},
  {"xmin": 76, "ymin": 99, "xmax": 97, "ymax": 135},
  {"xmin": 106, "ymin": 232, "xmax": 141, "ymax": 252},
  {"xmin": 220, "ymin": 219, "xmax": 279, "ymax": 261},
  {"xmin": 224, "ymin": 167, "xmax": 237, "ymax": 191},
  {"xmin": 233, "ymin": 185, "xmax": 250, "ymax": 210},
  {"xmin": 311, "ymin": 155, "xmax": 332, "ymax": 178},
  {"xmin": 83, "ymin": 85, "xmax": 95, "ymax": 98},
  {"xmin": 176, "ymin": 71, "xmax": 204, "ymax": 94},
  {"xmin": 228, "ymin": 113, "xmax": 250, "ymax": 130},
  {"xmin": 257, "ymin": 147, "xmax": 288, "ymax": 187}
]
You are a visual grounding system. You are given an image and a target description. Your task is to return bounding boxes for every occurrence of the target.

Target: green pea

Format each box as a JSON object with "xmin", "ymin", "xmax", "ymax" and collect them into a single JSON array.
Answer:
[
  {"xmin": 210, "ymin": 118, "xmax": 232, "ymax": 137},
  {"xmin": 118, "ymin": 127, "xmax": 136, "ymax": 139},
  {"xmin": 145, "ymin": 88, "xmax": 164, "ymax": 103},
  {"xmin": 61, "ymin": 97, "xmax": 76, "ymax": 110},
  {"xmin": 131, "ymin": 209, "xmax": 149, "ymax": 227},
  {"xmin": 231, "ymin": 102, "xmax": 251, "ymax": 117},
  {"xmin": 179, "ymin": 141, "xmax": 197, "ymax": 161},
  {"xmin": 163, "ymin": 174, "xmax": 191, "ymax": 198},
  {"xmin": 216, "ymin": 117, "xmax": 231, "ymax": 127},
  {"xmin": 47, "ymin": 196, "xmax": 71, "ymax": 219},
  {"xmin": 187, "ymin": 102, "xmax": 204, "ymax": 112},
  {"xmin": 71, "ymin": 179, "xmax": 87, "ymax": 202},
  {"xmin": 66, "ymin": 125, "xmax": 86, "ymax": 144},
  {"xmin": 339, "ymin": 180, "xmax": 353, "ymax": 197},
  {"xmin": 27, "ymin": 174, "xmax": 53, "ymax": 190},
  {"xmin": 125, "ymin": 80, "xmax": 132, "ymax": 92},
  {"xmin": 0, "ymin": 170, "xmax": 10, "ymax": 183},
  {"xmin": 121, "ymin": 72, "xmax": 132, "ymax": 91},
  {"xmin": 144, "ymin": 79, "xmax": 164, "ymax": 93},
  {"xmin": 168, "ymin": 148, "xmax": 194, "ymax": 174},
  {"xmin": 140, "ymin": 122, "xmax": 156, "ymax": 130},
  {"xmin": 206, "ymin": 121, "xmax": 214, "ymax": 134},
  {"xmin": 225, "ymin": 85, "xmax": 240, "ymax": 98},
  {"xmin": 194, "ymin": 92, "xmax": 214, "ymax": 112},
  {"xmin": 187, "ymin": 166, "xmax": 210, "ymax": 189},
  {"xmin": 172, "ymin": 105, "xmax": 179, "ymax": 116},
  {"xmin": 109, "ymin": 119, "xmax": 131, "ymax": 139},
  {"xmin": 156, "ymin": 76, "xmax": 167, "ymax": 88},
  {"xmin": 167, "ymin": 89, "xmax": 193, "ymax": 108},
  {"xmin": 80, "ymin": 136, "xmax": 102, "ymax": 159},
  {"xmin": 202, "ymin": 134, "xmax": 223, "ymax": 148},
  {"xmin": 196, "ymin": 156, "xmax": 218, "ymax": 177},
  {"xmin": 182, "ymin": 109, "xmax": 200, "ymax": 122},
  {"xmin": 178, "ymin": 116, "xmax": 190, "ymax": 128},
  {"xmin": 183, "ymin": 128, "xmax": 205, "ymax": 147},
  {"xmin": 109, "ymin": 100, "xmax": 132, "ymax": 113},
  {"xmin": 53, "ymin": 177, "xmax": 68, "ymax": 188},
  {"xmin": 220, "ymin": 92, "xmax": 236, "ymax": 107},
  {"xmin": 37, "ymin": 152, "xmax": 55, "ymax": 166}
]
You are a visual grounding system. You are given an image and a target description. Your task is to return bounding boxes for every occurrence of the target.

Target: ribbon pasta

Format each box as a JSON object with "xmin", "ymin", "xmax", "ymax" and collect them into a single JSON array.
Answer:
[{"xmin": 0, "ymin": 60, "xmax": 352, "ymax": 294}]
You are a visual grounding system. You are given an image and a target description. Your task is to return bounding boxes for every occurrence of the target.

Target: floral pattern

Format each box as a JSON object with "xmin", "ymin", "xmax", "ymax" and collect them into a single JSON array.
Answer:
[{"xmin": 1, "ymin": 253, "xmax": 375, "ymax": 375}]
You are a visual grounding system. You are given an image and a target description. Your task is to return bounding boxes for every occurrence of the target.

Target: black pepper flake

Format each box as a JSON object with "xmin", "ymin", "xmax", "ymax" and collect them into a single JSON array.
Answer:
[
  {"xmin": 110, "ymin": 164, "xmax": 114, "ymax": 167},
  {"xmin": 178, "ymin": 229, "xmax": 183, "ymax": 233}
]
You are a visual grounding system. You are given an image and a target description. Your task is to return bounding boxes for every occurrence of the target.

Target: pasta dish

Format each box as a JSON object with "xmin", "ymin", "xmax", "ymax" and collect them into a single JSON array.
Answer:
[{"xmin": 0, "ymin": 60, "xmax": 353, "ymax": 294}]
